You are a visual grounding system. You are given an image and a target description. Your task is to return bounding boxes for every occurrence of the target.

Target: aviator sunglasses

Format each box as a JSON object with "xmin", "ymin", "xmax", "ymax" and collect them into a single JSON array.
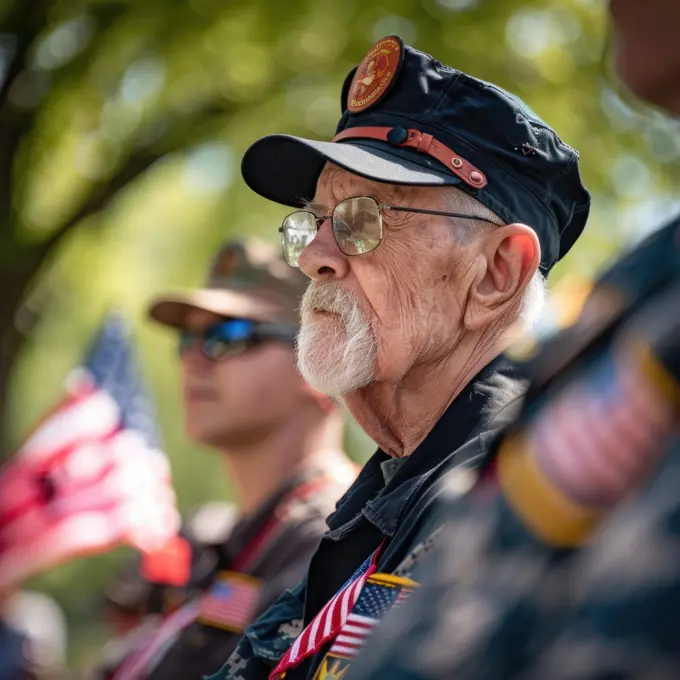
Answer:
[
  {"xmin": 178, "ymin": 318, "xmax": 298, "ymax": 361},
  {"xmin": 279, "ymin": 195, "xmax": 499, "ymax": 267}
]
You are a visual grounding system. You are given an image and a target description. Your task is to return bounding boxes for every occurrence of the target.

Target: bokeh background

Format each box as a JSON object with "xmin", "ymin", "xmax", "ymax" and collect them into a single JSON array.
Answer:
[{"xmin": 2, "ymin": 0, "xmax": 680, "ymax": 673}]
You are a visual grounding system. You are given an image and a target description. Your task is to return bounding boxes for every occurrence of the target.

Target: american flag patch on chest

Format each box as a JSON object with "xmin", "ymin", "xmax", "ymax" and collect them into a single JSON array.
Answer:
[
  {"xmin": 197, "ymin": 571, "xmax": 262, "ymax": 633},
  {"xmin": 270, "ymin": 549, "xmax": 381, "ymax": 679},
  {"xmin": 329, "ymin": 572, "xmax": 417, "ymax": 658},
  {"xmin": 312, "ymin": 572, "xmax": 418, "ymax": 679}
]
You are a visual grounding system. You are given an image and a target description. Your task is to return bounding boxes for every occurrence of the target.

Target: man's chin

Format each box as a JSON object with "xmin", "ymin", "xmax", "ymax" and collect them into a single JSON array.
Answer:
[
  {"xmin": 186, "ymin": 426, "xmax": 220, "ymax": 448},
  {"xmin": 296, "ymin": 360, "xmax": 338, "ymax": 398},
  {"xmin": 297, "ymin": 354, "xmax": 375, "ymax": 400},
  {"xmin": 189, "ymin": 426, "xmax": 264, "ymax": 451},
  {"xmin": 297, "ymin": 321, "xmax": 377, "ymax": 397},
  {"xmin": 300, "ymin": 376, "xmax": 350, "ymax": 400}
]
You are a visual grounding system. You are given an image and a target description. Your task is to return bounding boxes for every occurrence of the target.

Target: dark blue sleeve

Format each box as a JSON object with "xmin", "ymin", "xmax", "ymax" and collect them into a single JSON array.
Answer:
[
  {"xmin": 519, "ymin": 444, "xmax": 680, "ymax": 680},
  {"xmin": 347, "ymin": 441, "xmax": 680, "ymax": 680}
]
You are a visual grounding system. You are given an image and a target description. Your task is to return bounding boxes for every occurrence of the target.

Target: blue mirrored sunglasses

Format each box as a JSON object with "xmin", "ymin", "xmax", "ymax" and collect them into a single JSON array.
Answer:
[{"xmin": 179, "ymin": 318, "xmax": 298, "ymax": 361}]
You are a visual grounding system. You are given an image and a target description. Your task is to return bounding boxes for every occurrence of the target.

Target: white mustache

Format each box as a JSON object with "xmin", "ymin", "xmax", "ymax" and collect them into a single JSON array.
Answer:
[{"xmin": 301, "ymin": 283, "xmax": 360, "ymax": 320}]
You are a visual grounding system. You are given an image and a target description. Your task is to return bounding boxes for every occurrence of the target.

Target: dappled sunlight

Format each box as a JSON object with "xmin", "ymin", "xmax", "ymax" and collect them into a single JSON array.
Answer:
[{"xmin": 1, "ymin": 0, "xmax": 680, "ymax": 671}]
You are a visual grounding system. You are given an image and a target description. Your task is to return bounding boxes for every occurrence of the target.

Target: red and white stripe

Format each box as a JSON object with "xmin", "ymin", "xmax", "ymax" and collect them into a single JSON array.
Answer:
[
  {"xmin": 0, "ymin": 377, "xmax": 179, "ymax": 591},
  {"xmin": 328, "ymin": 613, "xmax": 377, "ymax": 658},
  {"xmin": 533, "ymin": 356, "xmax": 679, "ymax": 506},
  {"xmin": 199, "ymin": 578, "xmax": 261, "ymax": 631},
  {"xmin": 270, "ymin": 560, "xmax": 377, "ymax": 678},
  {"xmin": 327, "ymin": 581, "xmax": 415, "ymax": 659}
]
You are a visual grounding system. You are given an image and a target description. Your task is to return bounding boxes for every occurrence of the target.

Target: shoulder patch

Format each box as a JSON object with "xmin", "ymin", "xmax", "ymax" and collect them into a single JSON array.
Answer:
[{"xmin": 198, "ymin": 571, "xmax": 262, "ymax": 633}]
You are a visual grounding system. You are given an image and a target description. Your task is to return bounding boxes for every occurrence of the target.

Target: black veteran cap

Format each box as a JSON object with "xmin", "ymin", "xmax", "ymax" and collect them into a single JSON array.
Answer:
[{"xmin": 241, "ymin": 35, "xmax": 591, "ymax": 273}]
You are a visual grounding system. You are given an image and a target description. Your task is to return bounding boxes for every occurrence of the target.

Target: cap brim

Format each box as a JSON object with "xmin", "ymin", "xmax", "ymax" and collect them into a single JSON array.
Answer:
[
  {"xmin": 241, "ymin": 135, "xmax": 461, "ymax": 208},
  {"xmin": 148, "ymin": 289, "xmax": 286, "ymax": 329}
]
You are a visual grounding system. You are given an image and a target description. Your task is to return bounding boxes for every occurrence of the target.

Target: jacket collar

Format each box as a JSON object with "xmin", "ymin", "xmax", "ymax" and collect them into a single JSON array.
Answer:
[{"xmin": 326, "ymin": 355, "xmax": 526, "ymax": 537}]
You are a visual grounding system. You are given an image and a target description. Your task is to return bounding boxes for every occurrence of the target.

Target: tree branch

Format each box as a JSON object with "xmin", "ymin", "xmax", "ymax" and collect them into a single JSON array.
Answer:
[
  {"xmin": 40, "ymin": 150, "xmax": 167, "ymax": 259},
  {"xmin": 38, "ymin": 98, "xmax": 237, "ymax": 253}
]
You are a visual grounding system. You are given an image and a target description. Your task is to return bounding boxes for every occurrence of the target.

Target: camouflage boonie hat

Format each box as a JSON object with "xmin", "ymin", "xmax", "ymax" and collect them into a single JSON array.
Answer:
[{"xmin": 148, "ymin": 239, "xmax": 308, "ymax": 327}]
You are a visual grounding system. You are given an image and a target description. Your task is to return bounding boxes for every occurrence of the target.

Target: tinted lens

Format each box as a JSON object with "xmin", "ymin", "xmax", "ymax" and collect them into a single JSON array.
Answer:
[
  {"xmin": 211, "ymin": 319, "xmax": 255, "ymax": 343},
  {"xmin": 202, "ymin": 319, "xmax": 255, "ymax": 359},
  {"xmin": 333, "ymin": 197, "xmax": 382, "ymax": 256},
  {"xmin": 179, "ymin": 321, "xmax": 256, "ymax": 361},
  {"xmin": 281, "ymin": 211, "xmax": 318, "ymax": 267}
]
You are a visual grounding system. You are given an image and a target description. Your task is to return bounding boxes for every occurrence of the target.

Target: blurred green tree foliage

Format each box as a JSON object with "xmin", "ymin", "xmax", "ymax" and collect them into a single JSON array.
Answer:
[
  {"xmin": 2, "ymin": 0, "xmax": 680, "ymax": 667},
  {"xmin": 3, "ymin": 0, "xmax": 680, "ymax": 450}
]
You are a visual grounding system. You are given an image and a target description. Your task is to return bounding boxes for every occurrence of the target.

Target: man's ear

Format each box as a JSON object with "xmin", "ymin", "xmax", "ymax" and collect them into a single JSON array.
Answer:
[{"xmin": 464, "ymin": 224, "xmax": 540, "ymax": 332}]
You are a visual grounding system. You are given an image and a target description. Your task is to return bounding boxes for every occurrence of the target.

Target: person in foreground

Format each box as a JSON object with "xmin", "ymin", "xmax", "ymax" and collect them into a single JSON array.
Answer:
[
  {"xmin": 208, "ymin": 34, "xmax": 590, "ymax": 680},
  {"xmin": 94, "ymin": 239, "xmax": 357, "ymax": 680},
  {"xmin": 340, "ymin": 2, "xmax": 680, "ymax": 679}
]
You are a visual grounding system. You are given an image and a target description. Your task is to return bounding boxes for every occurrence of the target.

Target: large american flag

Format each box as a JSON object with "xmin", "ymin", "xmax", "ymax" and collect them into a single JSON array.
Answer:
[
  {"xmin": 0, "ymin": 313, "xmax": 180, "ymax": 590},
  {"xmin": 270, "ymin": 549, "xmax": 379, "ymax": 679},
  {"xmin": 328, "ymin": 573, "xmax": 416, "ymax": 659}
]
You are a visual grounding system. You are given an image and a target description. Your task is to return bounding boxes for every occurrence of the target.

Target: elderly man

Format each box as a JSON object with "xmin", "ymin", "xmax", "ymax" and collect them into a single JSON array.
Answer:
[
  {"xmin": 93, "ymin": 239, "xmax": 357, "ymax": 680},
  {"xmin": 208, "ymin": 36, "xmax": 590, "ymax": 680},
  {"xmin": 343, "ymin": 225, "xmax": 680, "ymax": 680},
  {"xmin": 341, "ymin": 3, "xmax": 680, "ymax": 679}
]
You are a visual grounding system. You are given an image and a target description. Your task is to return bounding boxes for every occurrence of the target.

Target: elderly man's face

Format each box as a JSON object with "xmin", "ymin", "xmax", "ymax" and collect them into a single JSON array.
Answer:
[{"xmin": 296, "ymin": 165, "xmax": 493, "ymax": 398}]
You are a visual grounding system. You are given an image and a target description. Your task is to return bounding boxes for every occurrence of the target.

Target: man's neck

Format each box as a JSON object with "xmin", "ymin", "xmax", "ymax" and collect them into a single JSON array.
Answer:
[
  {"xmin": 344, "ymin": 335, "xmax": 501, "ymax": 458},
  {"xmin": 218, "ymin": 410, "xmax": 346, "ymax": 516}
]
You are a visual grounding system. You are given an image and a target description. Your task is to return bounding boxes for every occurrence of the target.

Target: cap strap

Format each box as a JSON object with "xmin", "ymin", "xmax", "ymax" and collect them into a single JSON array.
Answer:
[{"xmin": 332, "ymin": 126, "xmax": 487, "ymax": 189}]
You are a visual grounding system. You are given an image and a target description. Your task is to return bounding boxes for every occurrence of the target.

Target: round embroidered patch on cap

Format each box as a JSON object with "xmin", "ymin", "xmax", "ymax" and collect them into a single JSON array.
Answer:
[{"xmin": 347, "ymin": 35, "xmax": 404, "ymax": 114}]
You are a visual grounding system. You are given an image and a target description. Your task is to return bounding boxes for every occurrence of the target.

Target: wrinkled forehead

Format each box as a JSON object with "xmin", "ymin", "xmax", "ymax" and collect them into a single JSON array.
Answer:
[{"xmin": 311, "ymin": 162, "xmax": 418, "ymax": 210}]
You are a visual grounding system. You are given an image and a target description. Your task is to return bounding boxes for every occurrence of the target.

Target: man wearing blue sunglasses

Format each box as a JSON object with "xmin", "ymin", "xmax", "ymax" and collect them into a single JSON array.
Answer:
[{"xmin": 98, "ymin": 239, "xmax": 357, "ymax": 680}]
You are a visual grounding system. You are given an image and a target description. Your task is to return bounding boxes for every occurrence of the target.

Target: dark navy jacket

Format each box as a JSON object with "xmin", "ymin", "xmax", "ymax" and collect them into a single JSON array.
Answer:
[{"xmin": 208, "ymin": 356, "xmax": 526, "ymax": 680}]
